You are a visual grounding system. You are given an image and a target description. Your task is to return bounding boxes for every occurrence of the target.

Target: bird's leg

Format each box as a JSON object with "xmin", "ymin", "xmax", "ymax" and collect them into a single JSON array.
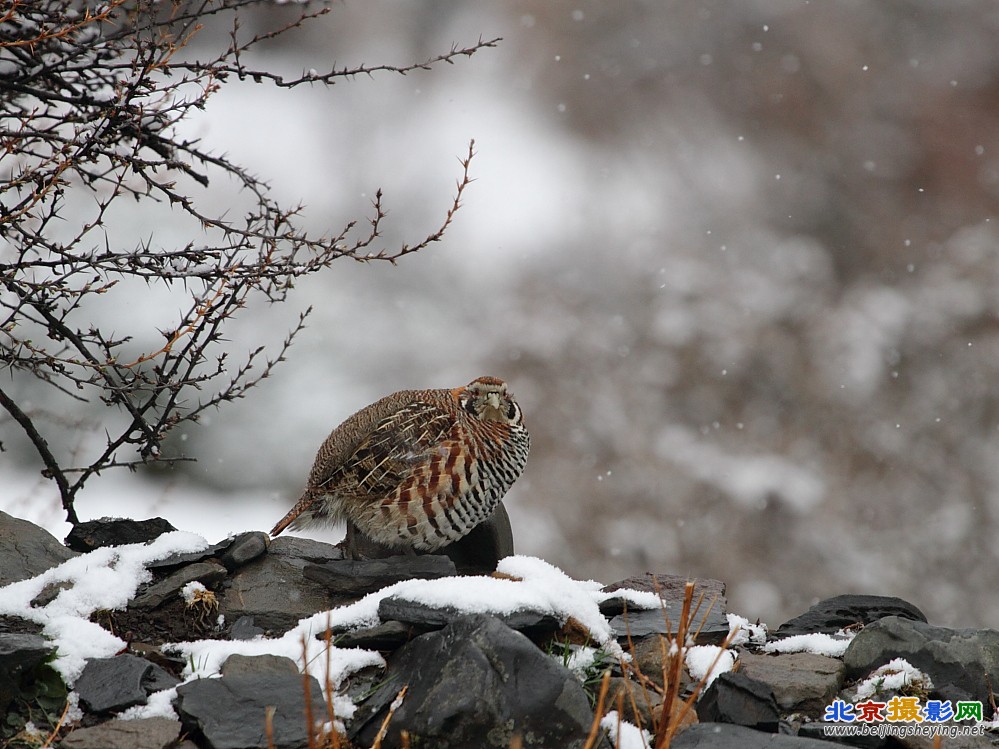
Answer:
[{"xmin": 343, "ymin": 521, "xmax": 364, "ymax": 561}]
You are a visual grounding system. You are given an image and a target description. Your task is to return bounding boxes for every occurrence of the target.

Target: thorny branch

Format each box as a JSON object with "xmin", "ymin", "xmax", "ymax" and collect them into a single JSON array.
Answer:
[{"xmin": 0, "ymin": 0, "xmax": 492, "ymax": 523}]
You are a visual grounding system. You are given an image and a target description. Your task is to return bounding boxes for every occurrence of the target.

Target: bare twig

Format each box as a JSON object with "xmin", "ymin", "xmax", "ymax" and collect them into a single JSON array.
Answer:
[{"xmin": 0, "ymin": 0, "xmax": 492, "ymax": 523}]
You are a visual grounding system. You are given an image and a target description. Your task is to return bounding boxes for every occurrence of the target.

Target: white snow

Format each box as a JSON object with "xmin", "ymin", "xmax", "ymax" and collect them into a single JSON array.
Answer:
[
  {"xmin": 853, "ymin": 657, "xmax": 933, "ymax": 701},
  {"xmin": 0, "ymin": 531, "xmax": 208, "ymax": 682},
  {"xmin": 180, "ymin": 580, "xmax": 207, "ymax": 605},
  {"xmin": 0, "ymin": 538, "xmax": 668, "ymax": 724},
  {"xmin": 726, "ymin": 613, "xmax": 768, "ymax": 646},
  {"xmin": 762, "ymin": 631, "xmax": 854, "ymax": 658},
  {"xmin": 563, "ymin": 645, "xmax": 600, "ymax": 680},
  {"xmin": 600, "ymin": 710, "xmax": 653, "ymax": 749},
  {"xmin": 684, "ymin": 645, "xmax": 736, "ymax": 688}
]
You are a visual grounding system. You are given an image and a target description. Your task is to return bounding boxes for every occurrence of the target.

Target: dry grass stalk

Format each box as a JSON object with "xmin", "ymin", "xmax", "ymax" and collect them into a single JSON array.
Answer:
[
  {"xmin": 582, "ymin": 668, "xmax": 613, "ymax": 749},
  {"xmin": 265, "ymin": 706, "xmax": 277, "ymax": 749},
  {"xmin": 37, "ymin": 698, "xmax": 72, "ymax": 748},
  {"xmin": 371, "ymin": 685, "xmax": 408, "ymax": 749}
]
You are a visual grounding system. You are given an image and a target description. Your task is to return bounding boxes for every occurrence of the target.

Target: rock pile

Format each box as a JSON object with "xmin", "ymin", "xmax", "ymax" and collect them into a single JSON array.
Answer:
[{"xmin": 0, "ymin": 510, "xmax": 996, "ymax": 749}]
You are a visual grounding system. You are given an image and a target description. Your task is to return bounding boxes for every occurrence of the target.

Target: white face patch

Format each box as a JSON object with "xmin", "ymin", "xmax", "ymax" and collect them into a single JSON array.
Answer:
[{"xmin": 479, "ymin": 403, "xmax": 508, "ymax": 423}]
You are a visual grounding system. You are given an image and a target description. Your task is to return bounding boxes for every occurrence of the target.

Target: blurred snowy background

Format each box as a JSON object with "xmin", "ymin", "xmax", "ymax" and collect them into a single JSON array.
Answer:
[{"xmin": 4, "ymin": 1, "xmax": 999, "ymax": 628}]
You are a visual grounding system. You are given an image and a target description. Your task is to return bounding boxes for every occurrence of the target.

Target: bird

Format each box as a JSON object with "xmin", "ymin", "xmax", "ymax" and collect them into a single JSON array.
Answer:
[{"xmin": 270, "ymin": 376, "xmax": 529, "ymax": 556}]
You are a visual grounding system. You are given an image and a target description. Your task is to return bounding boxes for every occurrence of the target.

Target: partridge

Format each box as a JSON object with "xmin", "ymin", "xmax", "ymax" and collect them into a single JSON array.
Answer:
[{"xmin": 270, "ymin": 376, "xmax": 529, "ymax": 554}]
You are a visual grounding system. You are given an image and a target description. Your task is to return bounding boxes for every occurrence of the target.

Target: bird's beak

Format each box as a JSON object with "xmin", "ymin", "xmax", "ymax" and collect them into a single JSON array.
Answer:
[{"xmin": 486, "ymin": 392, "xmax": 501, "ymax": 409}]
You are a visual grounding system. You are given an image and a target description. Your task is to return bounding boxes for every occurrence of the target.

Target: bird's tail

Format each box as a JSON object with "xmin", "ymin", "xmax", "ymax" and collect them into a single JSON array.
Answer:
[{"xmin": 269, "ymin": 492, "xmax": 310, "ymax": 536}]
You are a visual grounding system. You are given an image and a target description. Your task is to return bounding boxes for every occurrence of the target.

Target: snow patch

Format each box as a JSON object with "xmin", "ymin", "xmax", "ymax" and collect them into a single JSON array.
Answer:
[
  {"xmin": 854, "ymin": 658, "xmax": 933, "ymax": 701},
  {"xmin": 763, "ymin": 631, "xmax": 854, "ymax": 658},
  {"xmin": 685, "ymin": 645, "xmax": 736, "ymax": 687}
]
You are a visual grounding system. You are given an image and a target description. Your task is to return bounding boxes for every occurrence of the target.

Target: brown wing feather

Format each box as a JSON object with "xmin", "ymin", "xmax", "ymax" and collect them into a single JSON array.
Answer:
[
  {"xmin": 270, "ymin": 392, "xmax": 456, "ymax": 537},
  {"xmin": 322, "ymin": 400, "xmax": 457, "ymax": 500}
]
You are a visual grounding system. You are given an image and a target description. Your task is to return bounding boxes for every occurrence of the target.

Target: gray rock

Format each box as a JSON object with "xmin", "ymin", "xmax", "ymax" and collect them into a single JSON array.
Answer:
[
  {"xmin": 304, "ymin": 555, "xmax": 457, "ymax": 597},
  {"xmin": 795, "ymin": 722, "xmax": 884, "ymax": 748},
  {"xmin": 440, "ymin": 502, "xmax": 515, "ymax": 574},
  {"xmin": 75, "ymin": 654, "xmax": 179, "ymax": 714},
  {"xmin": 0, "ymin": 511, "xmax": 77, "ymax": 586},
  {"xmin": 601, "ymin": 574, "xmax": 727, "ymax": 616},
  {"xmin": 216, "ymin": 532, "xmax": 269, "ymax": 571},
  {"xmin": 333, "ymin": 620, "xmax": 418, "ymax": 650},
  {"xmin": 220, "ymin": 654, "xmax": 299, "ymax": 678},
  {"xmin": 0, "ymin": 632, "xmax": 53, "ymax": 673},
  {"xmin": 737, "ymin": 651, "xmax": 845, "ymax": 714},
  {"xmin": 605, "ymin": 675, "xmax": 662, "ymax": 729},
  {"xmin": 220, "ymin": 552, "xmax": 335, "ymax": 634},
  {"xmin": 64, "ymin": 517, "xmax": 177, "ymax": 552},
  {"xmin": 229, "ymin": 616, "xmax": 265, "ymax": 641},
  {"xmin": 627, "ymin": 634, "xmax": 693, "ymax": 691},
  {"xmin": 146, "ymin": 538, "xmax": 234, "ymax": 571},
  {"xmin": 843, "ymin": 616, "xmax": 999, "ymax": 706},
  {"xmin": 376, "ymin": 597, "xmax": 561, "ymax": 640},
  {"xmin": 340, "ymin": 503, "xmax": 514, "ymax": 575},
  {"xmin": 349, "ymin": 614, "xmax": 594, "ymax": 748},
  {"xmin": 609, "ymin": 605, "xmax": 731, "ymax": 645},
  {"xmin": 267, "ymin": 536, "xmax": 343, "ymax": 564},
  {"xmin": 175, "ymin": 673, "xmax": 327, "ymax": 749},
  {"xmin": 0, "ymin": 632, "xmax": 56, "ymax": 713},
  {"xmin": 696, "ymin": 671, "xmax": 780, "ymax": 732},
  {"xmin": 29, "ymin": 580, "xmax": 73, "ymax": 608},
  {"xmin": 58, "ymin": 717, "xmax": 181, "ymax": 749},
  {"xmin": 672, "ymin": 723, "xmax": 845, "ymax": 748},
  {"xmin": 775, "ymin": 595, "xmax": 926, "ymax": 638},
  {"xmin": 129, "ymin": 560, "xmax": 227, "ymax": 610}
]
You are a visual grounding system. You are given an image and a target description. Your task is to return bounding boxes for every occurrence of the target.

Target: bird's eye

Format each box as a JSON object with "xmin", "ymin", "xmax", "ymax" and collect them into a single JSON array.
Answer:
[
  {"xmin": 507, "ymin": 402, "xmax": 518, "ymax": 421},
  {"xmin": 463, "ymin": 395, "xmax": 478, "ymax": 416}
]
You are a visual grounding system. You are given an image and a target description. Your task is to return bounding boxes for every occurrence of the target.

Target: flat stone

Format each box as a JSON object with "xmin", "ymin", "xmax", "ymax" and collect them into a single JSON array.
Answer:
[
  {"xmin": 176, "ymin": 673, "xmax": 327, "ymax": 749},
  {"xmin": 737, "ymin": 651, "xmax": 845, "ymax": 714},
  {"xmin": 216, "ymin": 532, "xmax": 269, "ymax": 571},
  {"xmin": 626, "ymin": 634, "xmax": 693, "ymax": 691},
  {"xmin": 129, "ymin": 561, "xmax": 227, "ymax": 610},
  {"xmin": 795, "ymin": 722, "xmax": 883, "ymax": 748},
  {"xmin": 601, "ymin": 574, "xmax": 727, "ymax": 616},
  {"xmin": 0, "ymin": 632, "xmax": 53, "ymax": 673},
  {"xmin": 696, "ymin": 671, "xmax": 779, "ymax": 732},
  {"xmin": 610, "ymin": 605, "xmax": 730, "ymax": 645},
  {"xmin": 774, "ymin": 594, "xmax": 926, "ymax": 638},
  {"xmin": 349, "ymin": 614, "xmax": 594, "ymax": 748},
  {"xmin": 376, "ymin": 597, "xmax": 561, "ymax": 640},
  {"xmin": 219, "ymin": 552, "xmax": 335, "ymax": 634},
  {"xmin": 605, "ymin": 676, "xmax": 662, "ymax": 729},
  {"xmin": 304, "ymin": 555, "xmax": 457, "ymax": 597},
  {"xmin": 146, "ymin": 538, "xmax": 235, "ymax": 571},
  {"xmin": 58, "ymin": 717, "xmax": 181, "ymax": 749},
  {"xmin": 333, "ymin": 620, "xmax": 418, "ymax": 650},
  {"xmin": 29, "ymin": 580, "xmax": 73, "ymax": 608},
  {"xmin": 843, "ymin": 616, "xmax": 999, "ymax": 706},
  {"xmin": 0, "ymin": 511, "xmax": 77, "ymax": 586},
  {"xmin": 267, "ymin": 536, "xmax": 344, "ymax": 564},
  {"xmin": 229, "ymin": 616, "xmax": 265, "ymax": 641},
  {"xmin": 220, "ymin": 654, "xmax": 299, "ymax": 678},
  {"xmin": 0, "ymin": 632, "xmax": 56, "ymax": 713},
  {"xmin": 672, "ymin": 723, "xmax": 844, "ymax": 748},
  {"xmin": 75, "ymin": 654, "xmax": 179, "ymax": 714},
  {"xmin": 64, "ymin": 517, "xmax": 177, "ymax": 552}
]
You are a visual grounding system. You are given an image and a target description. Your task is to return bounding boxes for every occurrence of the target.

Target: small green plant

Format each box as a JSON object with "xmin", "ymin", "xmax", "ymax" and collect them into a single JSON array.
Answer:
[
  {"xmin": 547, "ymin": 636, "xmax": 619, "ymax": 706},
  {"xmin": 1, "ymin": 662, "xmax": 70, "ymax": 748}
]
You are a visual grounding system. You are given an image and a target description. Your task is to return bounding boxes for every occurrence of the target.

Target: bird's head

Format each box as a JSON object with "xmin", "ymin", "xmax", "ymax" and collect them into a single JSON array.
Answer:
[{"xmin": 455, "ymin": 376, "xmax": 524, "ymax": 426}]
